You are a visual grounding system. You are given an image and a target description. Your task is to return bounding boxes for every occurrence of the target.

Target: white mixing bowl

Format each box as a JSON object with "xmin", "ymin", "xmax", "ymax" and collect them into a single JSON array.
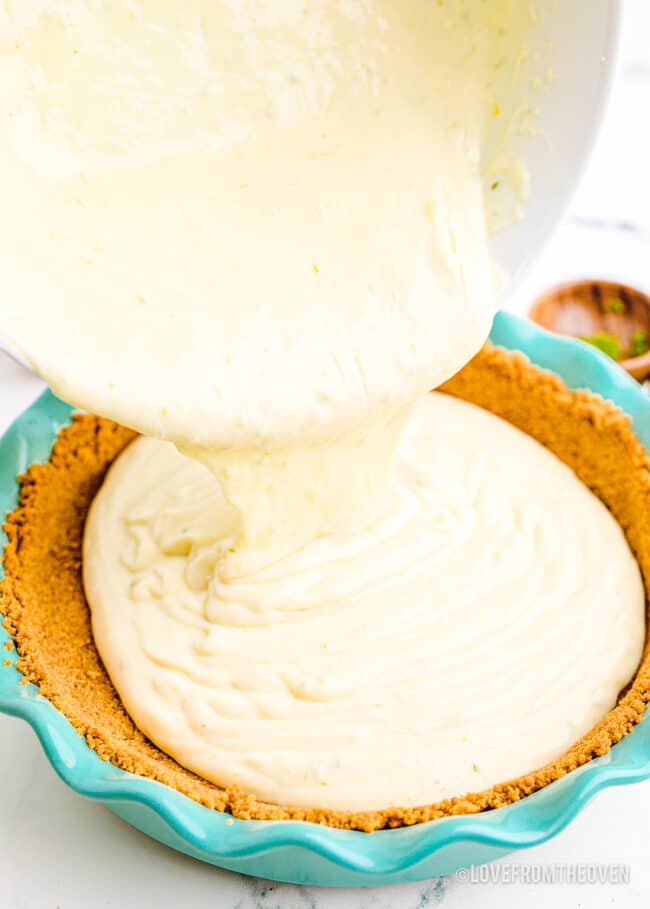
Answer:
[{"xmin": 491, "ymin": 0, "xmax": 620, "ymax": 282}]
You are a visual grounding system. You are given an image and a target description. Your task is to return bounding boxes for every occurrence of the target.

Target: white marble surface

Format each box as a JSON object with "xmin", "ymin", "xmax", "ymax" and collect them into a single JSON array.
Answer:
[{"xmin": 1, "ymin": 2, "xmax": 650, "ymax": 906}]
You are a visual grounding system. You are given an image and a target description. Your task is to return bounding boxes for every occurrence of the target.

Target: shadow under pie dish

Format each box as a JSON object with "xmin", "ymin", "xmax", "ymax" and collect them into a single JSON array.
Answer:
[{"xmin": 1, "ymin": 311, "xmax": 650, "ymax": 886}]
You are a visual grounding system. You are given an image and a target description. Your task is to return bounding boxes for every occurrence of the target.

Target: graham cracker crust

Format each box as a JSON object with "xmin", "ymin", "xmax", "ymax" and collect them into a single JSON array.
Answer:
[{"xmin": 2, "ymin": 344, "xmax": 650, "ymax": 832}]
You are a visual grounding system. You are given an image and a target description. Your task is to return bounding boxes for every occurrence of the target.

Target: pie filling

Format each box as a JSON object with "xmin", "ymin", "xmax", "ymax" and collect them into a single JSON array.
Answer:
[{"xmin": 84, "ymin": 391, "xmax": 645, "ymax": 812}]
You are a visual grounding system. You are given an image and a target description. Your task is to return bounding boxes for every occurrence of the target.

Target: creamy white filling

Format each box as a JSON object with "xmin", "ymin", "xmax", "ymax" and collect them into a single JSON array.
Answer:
[{"xmin": 84, "ymin": 393, "xmax": 646, "ymax": 812}]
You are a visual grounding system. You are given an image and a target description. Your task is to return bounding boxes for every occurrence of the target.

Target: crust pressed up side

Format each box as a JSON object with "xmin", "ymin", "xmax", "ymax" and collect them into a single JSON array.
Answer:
[{"xmin": 2, "ymin": 344, "xmax": 650, "ymax": 833}]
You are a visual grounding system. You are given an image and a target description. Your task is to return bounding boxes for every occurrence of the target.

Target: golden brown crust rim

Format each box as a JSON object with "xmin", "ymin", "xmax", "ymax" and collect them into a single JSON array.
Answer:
[{"xmin": 2, "ymin": 344, "xmax": 650, "ymax": 832}]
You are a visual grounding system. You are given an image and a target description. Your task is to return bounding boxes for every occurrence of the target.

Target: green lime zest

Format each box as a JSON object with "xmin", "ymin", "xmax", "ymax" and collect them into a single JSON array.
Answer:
[
  {"xmin": 631, "ymin": 329, "xmax": 649, "ymax": 357},
  {"xmin": 579, "ymin": 332, "xmax": 622, "ymax": 361},
  {"xmin": 603, "ymin": 296, "xmax": 625, "ymax": 314}
]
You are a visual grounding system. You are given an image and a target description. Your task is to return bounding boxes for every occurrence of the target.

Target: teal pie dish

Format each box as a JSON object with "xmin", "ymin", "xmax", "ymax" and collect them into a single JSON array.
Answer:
[{"xmin": 1, "ymin": 309, "xmax": 650, "ymax": 887}]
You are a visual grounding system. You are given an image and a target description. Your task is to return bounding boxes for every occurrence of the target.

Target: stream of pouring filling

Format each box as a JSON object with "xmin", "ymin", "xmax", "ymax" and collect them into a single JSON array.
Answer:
[{"xmin": 0, "ymin": 1, "xmax": 645, "ymax": 811}]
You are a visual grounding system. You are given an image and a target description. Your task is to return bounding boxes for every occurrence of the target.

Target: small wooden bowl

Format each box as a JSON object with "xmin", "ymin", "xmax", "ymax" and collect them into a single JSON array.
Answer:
[{"xmin": 529, "ymin": 280, "xmax": 650, "ymax": 382}]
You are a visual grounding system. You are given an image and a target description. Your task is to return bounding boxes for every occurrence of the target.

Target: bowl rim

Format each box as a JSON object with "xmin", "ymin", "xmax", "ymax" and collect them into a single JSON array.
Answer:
[{"xmin": 1, "ymin": 310, "xmax": 650, "ymax": 878}]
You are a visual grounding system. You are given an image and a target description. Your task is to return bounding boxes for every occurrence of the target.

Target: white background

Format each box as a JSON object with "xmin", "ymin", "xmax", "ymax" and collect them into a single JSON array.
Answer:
[{"xmin": 1, "ymin": 1, "xmax": 650, "ymax": 906}]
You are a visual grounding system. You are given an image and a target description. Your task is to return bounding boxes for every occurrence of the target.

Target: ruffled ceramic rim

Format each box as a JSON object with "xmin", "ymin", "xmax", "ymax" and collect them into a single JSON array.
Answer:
[{"xmin": 1, "ymin": 310, "xmax": 650, "ymax": 876}]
